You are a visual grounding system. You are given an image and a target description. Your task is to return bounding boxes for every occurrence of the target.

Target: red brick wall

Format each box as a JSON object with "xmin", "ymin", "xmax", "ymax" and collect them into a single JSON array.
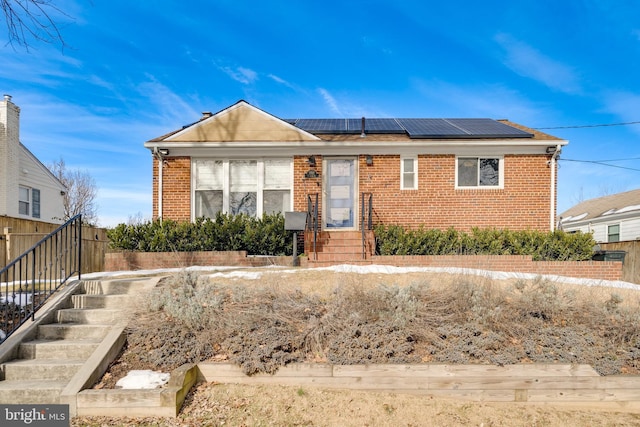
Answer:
[
  {"xmin": 293, "ymin": 154, "xmax": 554, "ymax": 232},
  {"xmin": 152, "ymin": 157, "xmax": 191, "ymax": 221},
  {"xmin": 156, "ymin": 153, "xmax": 555, "ymax": 231},
  {"xmin": 370, "ymin": 255, "xmax": 622, "ymax": 281},
  {"xmin": 105, "ymin": 251, "xmax": 292, "ymax": 271}
]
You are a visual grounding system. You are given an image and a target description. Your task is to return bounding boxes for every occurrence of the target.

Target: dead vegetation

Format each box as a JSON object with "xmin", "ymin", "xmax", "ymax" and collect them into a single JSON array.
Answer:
[{"xmin": 95, "ymin": 268, "xmax": 640, "ymax": 389}]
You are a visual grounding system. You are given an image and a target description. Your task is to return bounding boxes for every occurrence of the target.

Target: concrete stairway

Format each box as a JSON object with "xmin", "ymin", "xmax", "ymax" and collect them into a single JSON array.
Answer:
[{"xmin": 0, "ymin": 278, "xmax": 149, "ymax": 405}]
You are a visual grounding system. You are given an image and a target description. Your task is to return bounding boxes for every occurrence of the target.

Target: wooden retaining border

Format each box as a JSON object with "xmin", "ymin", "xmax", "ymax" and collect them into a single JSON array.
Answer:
[{"xmin": 75, "ymin": 363, "xmax": 640, "ymax": 417}]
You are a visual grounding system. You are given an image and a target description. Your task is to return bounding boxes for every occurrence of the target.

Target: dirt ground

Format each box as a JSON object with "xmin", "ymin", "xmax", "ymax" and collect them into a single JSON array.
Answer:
[{"xmin": 72, "ymin": 268, "xmax": 640, "ymax": 426}]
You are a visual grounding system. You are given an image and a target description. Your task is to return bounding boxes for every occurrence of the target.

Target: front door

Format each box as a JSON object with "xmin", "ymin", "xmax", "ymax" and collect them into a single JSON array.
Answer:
[{"xmin": 323, "ymin": 158, "xmax": 357, "ymax": 229}]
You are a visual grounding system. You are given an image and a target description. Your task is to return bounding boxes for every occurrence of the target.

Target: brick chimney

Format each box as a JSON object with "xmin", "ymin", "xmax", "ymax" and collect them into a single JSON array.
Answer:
[{"xmin": 0, "ymin": 94, "xmax": 21, "ymax": 217}]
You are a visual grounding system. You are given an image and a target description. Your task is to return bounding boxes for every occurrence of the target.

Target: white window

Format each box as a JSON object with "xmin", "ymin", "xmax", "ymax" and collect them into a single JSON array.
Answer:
[
  {"xmin": 193, "ymin": 159, "xmax": 291, "ymax": 219},
  {"xmin": 19, "ymin": 186, "xmax": 30, "ymax": 215},
  {"xmin": 18, "ymin": 186, "xmax": 40, "ymax": 218},
  {"xmin": 456, "ymin": 156, "xmax": 503, "ymax": 188},
  {"xmin": 263, "ymin": 159, "xmax": 291, "ymax": 214},
  {"xmin": 401, "ymin": 156, "xmax": 417, "ymax": 190},
  {"xmin": 194, "ymin": 160, "xmax": 223, "ymax": 218},
  {"xmin": 607, "ymin": 224, "xmax": 620, "ymax": 243}
]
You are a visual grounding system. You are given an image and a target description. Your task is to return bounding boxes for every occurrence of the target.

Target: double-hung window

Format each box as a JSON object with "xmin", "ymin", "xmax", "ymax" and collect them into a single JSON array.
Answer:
[
  {"xmin": 19, "ymin": 186, "xmax": 30, "ymax": 215},
  {"xmin": 193, "ymin": 159, "xmax": 291, "ymax": 219},
  {"xmin": 18, "ymin": 186, "xmax": 40, "ymax": 218},
  {"xmin": 607, "ymin": 224, "xmax": 620, "ymax": 243},
  {"xmin": 456, "ymin": 156, "xmax": 503, "ymax": 188},
  {"xmin": 401, "ymin": 156, "xmax": 417, "ymax": 190}
]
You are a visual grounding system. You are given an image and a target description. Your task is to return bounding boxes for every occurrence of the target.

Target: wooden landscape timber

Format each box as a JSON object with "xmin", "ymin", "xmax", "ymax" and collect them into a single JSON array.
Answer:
[{"xmin": 74, "ymin": 363, "xmax": 640, "ymax": 417}]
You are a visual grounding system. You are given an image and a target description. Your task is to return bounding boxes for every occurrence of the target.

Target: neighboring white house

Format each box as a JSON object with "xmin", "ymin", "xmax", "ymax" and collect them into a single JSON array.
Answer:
[
  {"xmin": 559, "ymin": 189, "xmax": 640, "ymax": 243},
  {"xmin": 0, "ymin": 95, "xmax": 65, "ymax": 224}
]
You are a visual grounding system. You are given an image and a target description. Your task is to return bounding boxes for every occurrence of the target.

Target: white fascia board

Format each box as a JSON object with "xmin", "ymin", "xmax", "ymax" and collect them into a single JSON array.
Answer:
[{"xmin": 144, "ymin": 139, "xmax": 565, "ymax": 157}]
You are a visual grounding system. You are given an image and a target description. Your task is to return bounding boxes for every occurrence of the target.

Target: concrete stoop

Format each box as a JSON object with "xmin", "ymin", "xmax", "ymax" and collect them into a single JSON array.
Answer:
[{"xmin": 0, "ymin": 276, "xmax": 160, "ymax": 414}]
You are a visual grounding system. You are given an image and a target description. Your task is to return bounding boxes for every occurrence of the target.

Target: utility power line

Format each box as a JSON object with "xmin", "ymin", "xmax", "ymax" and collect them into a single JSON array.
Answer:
[
  {"xmin": 535, "ymin": 120, "xmax": 640, "ymax": 130},
  {"xmin": 560, "ymin": 158, "xmax": 640, "ymax": 172}
]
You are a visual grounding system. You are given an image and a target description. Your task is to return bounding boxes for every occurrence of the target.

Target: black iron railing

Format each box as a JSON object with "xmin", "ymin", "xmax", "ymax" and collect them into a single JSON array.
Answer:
[
  {"xmin": 361, "ymin": 192, "xmax": 373, "ymax": 258},
  {"xmin": 0, "ymin": 214, "xmax": 82, "ymax": 343},
  {"xmin": 306, "ymin": 193, "xmax": 319, "ymax": 260}
]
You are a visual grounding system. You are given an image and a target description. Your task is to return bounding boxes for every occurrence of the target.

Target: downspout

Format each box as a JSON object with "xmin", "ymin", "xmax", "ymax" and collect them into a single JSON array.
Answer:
[
  {"xmin": 549, "ymin": 144, "xmax": 562, "ymax": 231},
  {"xmin": 153, "ymin": 147, "xmax": 164, "ymax": 219}
]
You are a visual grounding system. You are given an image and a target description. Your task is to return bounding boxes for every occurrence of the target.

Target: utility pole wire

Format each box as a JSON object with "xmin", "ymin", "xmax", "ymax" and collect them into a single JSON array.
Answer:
[
  {"xmin": 535, "ymin": 120, "xmax": 640, "ymax": 130},
  {"xmin": 559, "ymin": 158, "xmax": 640, "ymax": 172}
]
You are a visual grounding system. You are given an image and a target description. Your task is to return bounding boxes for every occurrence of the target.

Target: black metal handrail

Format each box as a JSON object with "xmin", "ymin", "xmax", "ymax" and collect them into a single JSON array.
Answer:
[
  {"xmin": 0, "ymin": 214, "xmax": 82, "ymax": 343},
  {"xmin": 306, "ymin": 193, "xmax": 319, "ymax": 260},
  {"xmin": 361, "ymin": 192, "xmax": 373, "ymax": 259}
]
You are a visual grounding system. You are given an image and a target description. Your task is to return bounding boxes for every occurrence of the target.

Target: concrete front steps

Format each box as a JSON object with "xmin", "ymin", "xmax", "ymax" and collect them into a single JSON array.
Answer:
[{"xmin": 0, "ymin": 276, "xmax": 158, "ymax": 409}]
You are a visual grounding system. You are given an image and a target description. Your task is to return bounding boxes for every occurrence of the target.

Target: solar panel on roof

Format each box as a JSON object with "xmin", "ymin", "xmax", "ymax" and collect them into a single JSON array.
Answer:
[
  {"xmin": 446, "ymin": 119, "xmax": 533, "ymax": 138},
  {"xmin": 294, "ymin": 119, "xmax": 347, "ymax": 132},
  {"xmin": 347, "ymin": 118, "xmax": 404, "ymax": 133},
  {"xmin": 286, "ymin": 117, "xmax": 533, "ymax": 138},
  {"xmin": 397, "ymin": 119, "xmax": 466, "ymax": 137}
]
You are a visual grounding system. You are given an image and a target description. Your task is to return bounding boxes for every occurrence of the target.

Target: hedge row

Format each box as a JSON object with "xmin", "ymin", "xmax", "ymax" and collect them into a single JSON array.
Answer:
[
  {"xmin": 107, "ymin": 215, "xmax": 595, "ymax": 261},
  {"xmin": 374, "ymin": 225, "xmax": 596, "ymax": 261},
  {"xmin": 107, "ymin": 213, "xmax": 293, "ymax": 255}
]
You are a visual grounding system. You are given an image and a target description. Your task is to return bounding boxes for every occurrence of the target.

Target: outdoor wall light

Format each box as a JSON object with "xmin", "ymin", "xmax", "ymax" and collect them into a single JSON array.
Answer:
[
  {"xmin": 545, "ymin": 146, "xmax": 557, "ymax": 154},
  {"xmin": 366, "ymin": 155, "xmax": 373, "ymax": 166},
  {"xmin": 308, "ymin": 156, "xmax": 316, "ymax": 167},
  {"xmin": 158, "ymin": 148, "xmax": 170, "ymax": 156}
]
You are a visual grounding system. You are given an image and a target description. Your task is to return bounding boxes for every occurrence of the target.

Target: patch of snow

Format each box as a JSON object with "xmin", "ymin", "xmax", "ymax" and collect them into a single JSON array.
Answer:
[
  {"xmin": 208, "ymin": 270, "xmax": 263, "ymax": 280},
  {"xmin": 80, "ymin": 263, "xmax": 639, "ymax": 293},
  {"xmin": 617, "ymin": 204, "xmax": 640, "ymax": 214},
  {"xmin": 196, "ymin": 263, "xmax": 640, "ymax": 292},
  {"xmin": 115, "ymin": 370, "xmax": 170, "ymax": 389},
  {"xmin": 561, "ymin": 212, "xmax": 588, "ymax": 222},
  {"xmin": 0, "ymin": 293, "xmax": 33, "ymax": 306}
]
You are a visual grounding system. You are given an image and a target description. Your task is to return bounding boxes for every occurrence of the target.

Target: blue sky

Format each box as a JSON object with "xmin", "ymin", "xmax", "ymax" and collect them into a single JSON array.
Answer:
[{"xmin": 1, "ymin": 0, "xmax": 639, "ymax": 227}]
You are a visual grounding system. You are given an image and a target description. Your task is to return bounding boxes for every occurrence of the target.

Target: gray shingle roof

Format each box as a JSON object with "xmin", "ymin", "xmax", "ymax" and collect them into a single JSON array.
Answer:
[{"xmin": 560, "ymin": 188, "xmax": 640, "ymax": 223}]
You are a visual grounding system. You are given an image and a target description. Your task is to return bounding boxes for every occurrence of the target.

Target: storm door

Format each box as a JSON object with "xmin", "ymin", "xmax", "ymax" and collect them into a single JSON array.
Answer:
[{"xmin": 323, "ymin": 158, "xmax": 357, "ymax": 229}]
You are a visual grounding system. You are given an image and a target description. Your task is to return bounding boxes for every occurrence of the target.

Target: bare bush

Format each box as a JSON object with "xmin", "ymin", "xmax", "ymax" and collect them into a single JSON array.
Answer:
[{"xmin": 103, "ymin": 269, "xmax": 640, "ymax": 386}]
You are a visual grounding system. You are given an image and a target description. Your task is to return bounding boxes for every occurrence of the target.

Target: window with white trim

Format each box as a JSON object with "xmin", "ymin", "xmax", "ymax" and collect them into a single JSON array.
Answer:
[
  {"xmin": 401, "ymin": 156, "xmax": 417, "ymax": 190},
  {"xmin": 18, "ymin": 186, "xmax": 40, "ymax": 218},
  {"xmin": 19, "ymin": 186, "xmax": 30, "ymax": 215},
  {"xmin": 456, "ymin": 156, "xmax": 503, "ymax": 188},
  {"xmin": 607, "ymin": 224, "xmax": 620, "ymax": 243},
  {"xmin": 193, "ymin": 159, "xmax": 291, "ymax": 219}
]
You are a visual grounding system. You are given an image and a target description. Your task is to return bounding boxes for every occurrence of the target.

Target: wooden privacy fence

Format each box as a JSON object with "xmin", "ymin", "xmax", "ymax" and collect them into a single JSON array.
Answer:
[{"xmin": 0, "ymin": 217, "xmax": 108, "ymax": 274}]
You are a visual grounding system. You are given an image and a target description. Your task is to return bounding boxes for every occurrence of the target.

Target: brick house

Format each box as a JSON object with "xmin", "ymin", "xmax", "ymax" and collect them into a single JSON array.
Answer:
[
  {"xmin": 144, "ymin": 100, "xmax": 567, "ymax": 260},
  {"xmin": 1, "ymin": 95, "xmax": 65, "ymax": 224}
]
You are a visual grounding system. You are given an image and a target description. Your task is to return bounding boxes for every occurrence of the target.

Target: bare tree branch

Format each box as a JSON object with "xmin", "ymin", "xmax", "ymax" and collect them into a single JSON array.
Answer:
[
  {"xmin": 49, "ymin": 158, "xmax": 99, "ymax": 225},
  {"xmin": 0, "ymin": 0, "xmax": 70, "ymax": 49}
]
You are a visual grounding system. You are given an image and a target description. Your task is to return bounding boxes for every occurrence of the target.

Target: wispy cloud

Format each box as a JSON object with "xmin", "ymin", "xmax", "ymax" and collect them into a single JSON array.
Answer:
[
  {"xmin": 268, "ymin": 73, "xmax": 297, "ymax": 90},
  {"xmin": 214, "ymin": 60, "xmax": 258, "ymax": 84},
  {"xmin": 494, "ymin": 33, "xmax": 581, "ymax": 94},
  {"xmin": 412, "ymin": 79, "xmax": 546, "ymax": 123},
  {"xmin": 601, "ymin": 90, "xmax": 640, "ymax": 134},
  {"xmin": 317, "ymin": 88, "xmax": 342, "ymax": 115}
]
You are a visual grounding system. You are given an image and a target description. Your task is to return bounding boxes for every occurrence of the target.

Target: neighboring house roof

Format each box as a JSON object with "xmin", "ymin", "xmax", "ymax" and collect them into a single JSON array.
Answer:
[
  {"xmin": 560, "ymin": 188, "xmax": 640, "ymax": 225},
  {"xmin": 146, "ymin": 100, "xmax": 564, "ymax": 147}
]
